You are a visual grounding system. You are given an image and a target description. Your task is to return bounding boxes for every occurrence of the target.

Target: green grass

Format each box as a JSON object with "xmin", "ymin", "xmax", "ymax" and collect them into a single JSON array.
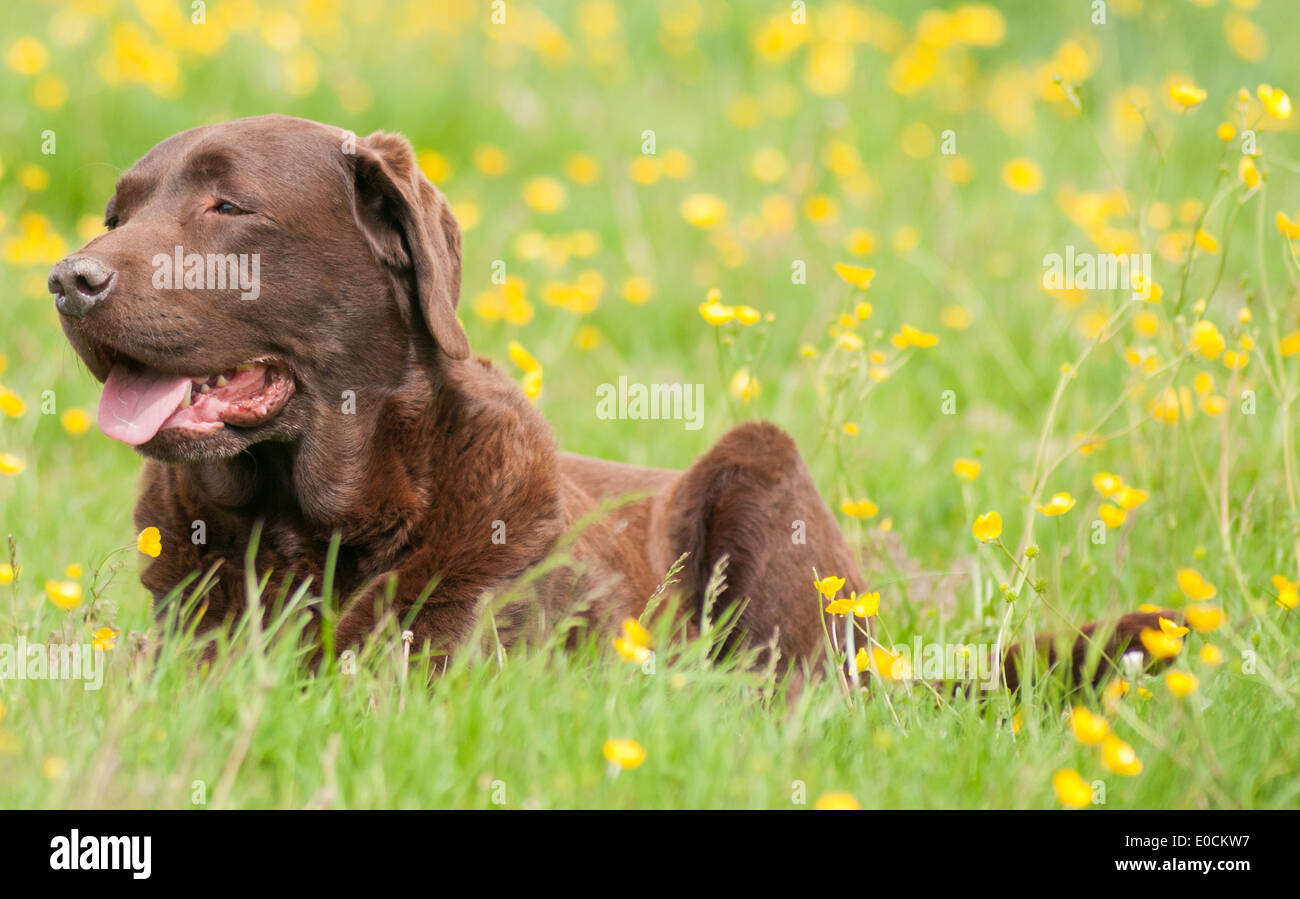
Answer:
[{"xmin": 1, "ymin": 0, "xmax": 1299, "ymax": 808}]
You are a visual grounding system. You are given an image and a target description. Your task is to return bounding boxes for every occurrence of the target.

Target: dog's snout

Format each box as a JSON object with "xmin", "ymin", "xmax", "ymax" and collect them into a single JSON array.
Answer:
[{"xmin": 49, "ymin": 255, "xmax": 117, "ymax": 319}]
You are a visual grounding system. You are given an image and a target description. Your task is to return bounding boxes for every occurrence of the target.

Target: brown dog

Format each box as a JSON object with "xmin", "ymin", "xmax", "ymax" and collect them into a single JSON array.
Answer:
[{"xmin": 50, "ymin": 114, "xmax": 1163, "ymax": 687}]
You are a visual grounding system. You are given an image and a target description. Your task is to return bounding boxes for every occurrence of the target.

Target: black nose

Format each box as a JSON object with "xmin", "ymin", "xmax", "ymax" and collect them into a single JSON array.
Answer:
[{"xmin": 49, "ymin": 256, "xmax": 117, "ymax": 319}]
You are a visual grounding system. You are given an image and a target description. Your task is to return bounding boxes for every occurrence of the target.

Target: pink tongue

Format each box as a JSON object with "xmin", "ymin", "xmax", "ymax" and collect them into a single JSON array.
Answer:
[{"xmin": 98, "ymin": 364, "xmax": 192, "ymax": 445}]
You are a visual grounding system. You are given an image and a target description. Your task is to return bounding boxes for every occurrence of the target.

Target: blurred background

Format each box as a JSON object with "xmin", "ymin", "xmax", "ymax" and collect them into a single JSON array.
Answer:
[{"xmin": 1, "ymin": 0, "xmax": 1297, "ymax": 627}]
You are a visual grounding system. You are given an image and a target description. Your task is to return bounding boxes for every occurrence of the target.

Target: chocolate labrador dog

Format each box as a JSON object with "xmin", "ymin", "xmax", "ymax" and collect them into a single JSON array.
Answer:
[{"xmin": 50, "ymin": 114, "xmax": 1163, "ymax": 686}]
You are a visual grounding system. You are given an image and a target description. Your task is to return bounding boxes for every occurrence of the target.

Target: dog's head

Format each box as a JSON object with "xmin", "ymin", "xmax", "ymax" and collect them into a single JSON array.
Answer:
[{"xmin": 50, "ymin": 114, "xmax": 468, "ymax": 463}]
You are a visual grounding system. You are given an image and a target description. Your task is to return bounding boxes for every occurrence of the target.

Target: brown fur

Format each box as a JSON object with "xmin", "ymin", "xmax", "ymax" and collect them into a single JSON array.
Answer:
[{"xmin": 51, "ymin": 114, "xmax": 1168, "ymax": 688}]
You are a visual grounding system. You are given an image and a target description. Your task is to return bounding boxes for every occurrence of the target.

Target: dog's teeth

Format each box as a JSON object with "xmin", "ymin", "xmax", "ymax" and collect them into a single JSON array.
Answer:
[
  {"xmin": 235, "ymin": 363, "xmax": 255, "ymax": 372},
  {"xmin": 180, "ymin": 390, "xmax": 192, "ymax": 408},
  {"xmin": 199, "ymin": 383, "xmax": 211, "ymax": 394},
  {"xmin": 215, "ymin": 375, "xmax": 229, "ymax": 387}
]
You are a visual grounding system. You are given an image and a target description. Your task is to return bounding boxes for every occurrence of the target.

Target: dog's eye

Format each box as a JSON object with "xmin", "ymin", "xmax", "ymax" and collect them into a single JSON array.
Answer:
[{"xmin": 212, "ymin": 200, "xmax": 245, "ymax": 215}]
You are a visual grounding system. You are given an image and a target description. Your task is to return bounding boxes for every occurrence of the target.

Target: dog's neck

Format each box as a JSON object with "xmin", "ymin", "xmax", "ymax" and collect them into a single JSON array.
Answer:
[{"xmin": 176, "ymin": 354, "xmax": 563, "ymax": 575}]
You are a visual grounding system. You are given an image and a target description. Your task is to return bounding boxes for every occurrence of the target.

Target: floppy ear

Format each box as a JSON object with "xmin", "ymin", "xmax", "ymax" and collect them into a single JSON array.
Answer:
[{"xmin": 349, "ymin": 130, "xmax": 470, "ymax": 360}]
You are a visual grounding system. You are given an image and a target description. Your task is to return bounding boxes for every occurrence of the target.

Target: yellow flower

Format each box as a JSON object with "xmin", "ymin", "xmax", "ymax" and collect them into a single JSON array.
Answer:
[
  {"xmin": 1002, "ymin": 158, "xmax": 1043, "ymax": 194},
  {"xmin": 734, "ymin": 305, "xmax": 761, "ymax": 326},
  {"xmin": 842, "ymin": 422, "xmax": 858, "ymax": 436},
  {"xmin": 521, "ymin": 369, "xmax": 542, "ymax": 402},
  {"xmin": 45, "ymin": 579, "xmax": 83, "ymax": 610},
  {"xmin": 680, "ymin": 193, "xmax": 727, "ymax": 229},
  {"xmin": 1070, "ymin": 706, "xmax": 1110, "ymax": 745},
  {"xmin": 840, "ymin": 498, "xmax": 878, "ymax": 519},
  {"xmin": 835, "ymin": 331, "xmax": 864, "ymax": 352},
  {"xmin": 1240, "ymin": 156, "xmax": 1260, "ymax": 190},
  {"xmin": 1036, "ymin": 492, "xmax": 1076, "ymax": 516},
  {"xmin": 698, "ymin": 290, "xmax": 735, "ymax": 326},
  {"xmin": 953, "ymin": 458, "xmax": 980, "ymax": 481},
  {"xmin": 1099, "ymin": 504, "xmax": 1127, "ymax": 528},
  {"xmin": 896, "ymin": 324, "xmax": 939, "ymax": 348},
  {"xmin": 729, "ymin": 368, "xmax": 761, "ymax": 403},
  {"xmin": 1159, "ymin": 617, "xmax": 1189, "ymax": 639},
  {"xmin": 1140, "ymin": 627, "xmax": 1183, "ymax": 659},
  {"xmin": 614, "ymin": 617, "xmax": 653, "ymax": 664},
  {"xmin": 854, "ymin": 302, "xmax": 872, "ymax": 322},
  {"xmin": 1277, "ymin": 213, "xmax": 1300, "ymax": 240},
  {"xmin": 521, "ymin": 177, "xmax": 566, "ymax": 213},
  {"xmin": 1176, "ymin": 568, "xmax": 1216, "ymax": 600},
  {"xmin": 42, "ymin": 756, "xmax": 67, "ymax": 780},
  {"xmin": 603, "ymin": 738, "xmax": 646, "ymax": 769},
  {"xmin": 825, "ymin": 590, "xmax": 879, "ymax": 618},
  {"xmin": 6, "ymin": 37, "xmax": 48, "ymax": 75},
  {"xmin": 565, "ymin": 153, "xmax": 600, "ymax": 185},
  {"xmin": 92, "ymin": 626, "xmax": 119, "ymax": 652},
  {"xmin": 834, "ymin": 263, "xmax": 876, "ymax": 289},
  {"xmin": 855, "ymin": 645, "xmax": 911, "ymax": 679},
  {"xmin": 1257, "ymin": 84, "xmax": 1292, "ymax": 119},
  {"xmin": 64, "ymin": 563, "xmax": 81, "ymax": 579},
  {"xmin": 1165, "ymin": 670, "xmax": 1199, "ymax": 698},
  {"xmin": 941, "ymin": 304, "xmax": 973, "ymax": 330},
  {"xmin": 1216, "ymin": 122, "xmax": 1235, "ymax": 142},
  {"xmin": 1189, "ymin": 321, "xmax": 1225, "ymax": 359},
  {"xmin": 814, "ymin": 791, "xmax": 862, "ymax": 810},
  {"xmin": 137, "ymin": 526, "xmax": 163, "ymax": 558},
  {"xmin": 1199, "ymin": 644, "xmax": 1224, "ymax": 666},
  {"xmin": 0, "ymin": 563, "xmax": 12, "ymax": 584},
  {"xmin": 1168, "ymin": 80, "xmax": 1207, "ymax": 107},
  {"xmin": 815, "ymin": 575, "xmax": 846, "ymax": 600},
  {"xmin": 1185, "ymin": 604, "xmax": 1224, "ymax": 633},
  {"xmin": 1101, "ymin": 735, "xmax": 1143, "ymax": 776},
  {"xmin": 1114, "ymin": 486, "xmax": 1148, "ymax": 511},
  {"xmin": 60, "ymin": 408, "xmax": 91, "ymax": 435},
  {"xmin": 1092, "ymin": 472, "xmax": 1121, "ymax": 496},
  {"xmin": 507, "ymin": 341, "xmax": 541, "ymax": 373},
  {"xmin": 972, "ymin": 511, "xmax": 1002, "ymax": 542},
  {"xmin": 1052, "ymin": 769, "xmax": 1092, "ymax": 808},
  {"xmin": 0, "ymin": 454, "xmax": 27, "ymax": 475},
  {"xmin": 0, "ymin": 387, "xmax": 24, "ymax": 418},
  {"xmin": 472, "ymin": 144, "xmax": 509, "ymax": 176}
]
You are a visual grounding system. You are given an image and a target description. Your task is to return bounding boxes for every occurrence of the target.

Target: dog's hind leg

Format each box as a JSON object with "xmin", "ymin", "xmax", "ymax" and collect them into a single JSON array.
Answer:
[{"xmin": 663, "ymin": 421, "xmax": 865, "ymax": 668}]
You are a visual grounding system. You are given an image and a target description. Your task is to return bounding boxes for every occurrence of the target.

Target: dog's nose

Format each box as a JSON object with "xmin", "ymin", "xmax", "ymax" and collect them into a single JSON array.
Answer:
[{"xmin": 49, "ymin": 255, "xmax": 117, "ymax": 319}]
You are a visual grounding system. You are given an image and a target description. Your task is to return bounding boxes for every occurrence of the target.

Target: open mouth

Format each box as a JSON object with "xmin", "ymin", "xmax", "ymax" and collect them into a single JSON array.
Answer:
[{"xmin": 97, "ymin": 359, "xmax": 295, "ymax": 446}]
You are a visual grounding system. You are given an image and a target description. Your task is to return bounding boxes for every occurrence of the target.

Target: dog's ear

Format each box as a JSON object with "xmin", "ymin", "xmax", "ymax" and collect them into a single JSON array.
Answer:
[{"xmin": 349, "ymin": 130, "xmax": 470, "ymax": 360}]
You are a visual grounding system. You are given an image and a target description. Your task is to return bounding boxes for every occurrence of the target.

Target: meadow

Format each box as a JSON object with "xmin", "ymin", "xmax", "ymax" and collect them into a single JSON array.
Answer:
[{"xmin": 0, "ymin": 0, "xmax": 1298, "ymax": 809}]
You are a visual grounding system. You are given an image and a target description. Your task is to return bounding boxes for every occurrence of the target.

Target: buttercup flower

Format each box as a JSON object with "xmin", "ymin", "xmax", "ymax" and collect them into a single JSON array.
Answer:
[
  {"xmin": 972, "ymin": 512, "xmax": 1002, "ymax": 542},
  {"xmin": 814, "ymin": 792, "xmax": 861, "ymax": 810},
  {"xmin": 953, "ymin": 458, "xmax": 980, "ymax": 481},
  {"xmin": 834, "ymin": 263, "xmax": 875, "ymax": 289},
  {"xmin": 1036, "ymin": 492, "xmax": 1076, "ymax": 516},
  {"xmin": 816, "ymin": 575, "xmax": 846, "ymax": 600},
  {"xmin": 1165, "ymin": 670, "xmax": 1199, "ymax": 698},
  {"xmin": 1185, "ymin": 604, "xmax": 1224, "ymax": 633},
  {"xmin": 1070, "ymin": 706, "xmax": 1109, "ymax": 745},
  {"xmin": 1176, "ymin": 568, "xmax": 1216, "ymax": 600},
  {"xmin": 1052, "ymin": 769, "xmax": 1092, "ymax": 808},
  {"xmin": 1101, "ymin": 735, "xmax": 1143, "ymax": 776},
  {"xmin": 1140, "ymin": 627, "xmax": 1183, "ymax": 659},
  {"xmin": 45, "ymin": 580, "xmax": 82, "ymax": 610},
  {"xmin": 603, "ymin": 738, "xmax": 646, "ymax": 769},
  {"xmin": 93, "ymin": 626, "xmax": 120, "ymax": 651},
  {"xmin": 825, "ymin": 590, "xmax": 879, "ymax": 618},
  {"xmin": 137, "ymin": 526, "xmax": 163, "ymax": 558},
  {"xmin": 1168, "ymin": 80, "xmax": 1207, "ymax": 107},
  {"xmin": 840, "ymin": 498, "xmax": 878, "ymax": 519}
]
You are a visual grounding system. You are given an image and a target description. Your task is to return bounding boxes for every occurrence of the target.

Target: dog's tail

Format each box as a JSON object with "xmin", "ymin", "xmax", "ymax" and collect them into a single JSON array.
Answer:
[{"xmin": 998, "ymin": 609, "xmax": 1184, "ymax": 693}]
